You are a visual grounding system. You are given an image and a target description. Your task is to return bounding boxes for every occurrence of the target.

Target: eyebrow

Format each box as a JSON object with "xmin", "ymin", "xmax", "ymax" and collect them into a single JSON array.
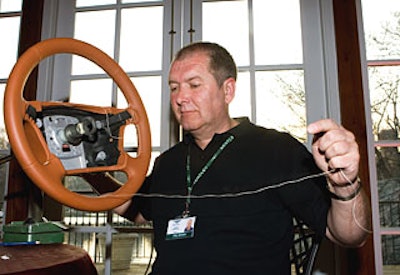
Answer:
[{"xmin": 169, "ymin": 76, "xmax": 202, "ymax": 85}]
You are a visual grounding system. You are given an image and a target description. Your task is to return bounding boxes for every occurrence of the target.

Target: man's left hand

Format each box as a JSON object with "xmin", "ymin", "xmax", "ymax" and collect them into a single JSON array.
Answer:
[{"xmin": 307, "ymin": 119, "xmax": 360, "ymax": 185}]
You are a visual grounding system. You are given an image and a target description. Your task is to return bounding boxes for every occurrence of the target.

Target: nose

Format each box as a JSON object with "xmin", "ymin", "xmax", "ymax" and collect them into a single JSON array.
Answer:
[{"xmin": 173, "ymin": 86, "xmax": 189, "ymax": 106}]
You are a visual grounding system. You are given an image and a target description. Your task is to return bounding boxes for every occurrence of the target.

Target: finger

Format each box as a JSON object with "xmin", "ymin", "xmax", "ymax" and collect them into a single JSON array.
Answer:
[
  {"xmin": 326, "ymin": 149, "xmax": 359, "ymax": 170},
  {"xmin": 323, "ymin": 140, "xmax": 359, "ymax": 178},
  {"xmin": 316, "ymin": 129, "xmax": 354, "ymax": 153},
  {"xmin": 324, "ymin": 143, "xmax": 350, "ymax": 162},
  {"xmin": 307, "ymin": 119, "xmax": 340, "ymax": 135}
]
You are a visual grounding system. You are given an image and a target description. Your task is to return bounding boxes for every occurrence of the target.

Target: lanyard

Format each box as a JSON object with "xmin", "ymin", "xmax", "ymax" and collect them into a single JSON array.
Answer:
[{"xmin": 183, "ymin": 135, "xmax": 235, "ymax": 217}]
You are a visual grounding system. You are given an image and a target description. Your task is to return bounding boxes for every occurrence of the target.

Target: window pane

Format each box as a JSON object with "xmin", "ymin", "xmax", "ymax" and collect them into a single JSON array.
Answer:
[
  {"xmin": 0, "ymin": 84, "xmax": 8, "ymax": 149},
  {"xmin": 117, "ymin": 76, "xmax": 161, "ymax": 147},
  {"xmin": 123, "ymin": 124, "xmax": 138, "ymax": 149},
  {"xmin": 203, "ymin": 0, "xmax": 249, "ymax": 66},
  {"xmin": 120, "ymin": 6, "xmax": 163, "ymax": 71},
  {"xmin": 76, "ymin": 0, "xmax": 116, "ymax": 7},
  {"xmin": 0, "ymin": 15, "xmax": 18, "ymax": 151},
  {"xmin": 69, "ymin": 79, "xmax": 113, "ymax": 106},
  {"xmin": 362, "ymin": 0, "xmax": 400, "ymax": 60},
  {"xmin": 376, "ymin": 146, "xmax": 400, "ymax": 235},
  {"xmin": 0, "ymin": 159, "xmax": 8, "ymax": 211},
  {"xmin": 73, "ymin": 10, "xmax": 116, "ymax": 75},
  {"xmin": 122, "ymin": 0, "xmax": 161, "ymax": 3},
  {"xmin": 0, "ymin": 0, "xmax": 22, "ymax": 12},
  {"xmin": 368, "ymin": 66, "xmax": 400, "ymax": 141},
  {"xmin": 376, "ymin": 145, "xmax": 400, "ymax": 185},
  {"xmin": 381, "ymin": 235, "xmax": 400, "ymax": 266},
  {"xmin": 230, "ymin": 72, "xmax": 251, "ymax": 119},
  {"xmin": 0, "ymin": 17, "xmax": 20, "ymax": 78},
  {"xmin": 253, "ymin": 0, "xmax": 302, "ymax": 65},
  {"xmin": 255, "ymin": 70, "xmax": 306, "ymax": 142}
]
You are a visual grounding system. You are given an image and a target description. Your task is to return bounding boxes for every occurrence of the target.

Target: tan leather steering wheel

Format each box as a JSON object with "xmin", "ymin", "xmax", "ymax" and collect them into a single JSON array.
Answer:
[{"xmin": 4, "ymin": 38, "xmax": 151, "ymax": 211}]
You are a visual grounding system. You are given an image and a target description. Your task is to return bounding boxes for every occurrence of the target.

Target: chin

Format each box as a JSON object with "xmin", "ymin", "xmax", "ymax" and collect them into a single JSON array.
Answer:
[
  {"xmin": 180, "ymin": 122, "xmax": 198, "ymax": 133},
  {"xmin": 179, "ymin": 118, "xmax": 195, "ymax": 128},
  {"xmin": 181, "ymin": 124, "xmax": 194, "ymax": 132}
]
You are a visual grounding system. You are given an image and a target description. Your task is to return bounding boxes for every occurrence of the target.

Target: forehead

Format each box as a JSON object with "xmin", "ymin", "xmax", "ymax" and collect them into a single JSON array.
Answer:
[{"xmin": 169, "ymin": 52, "xmax": 211, "ymax": 80}]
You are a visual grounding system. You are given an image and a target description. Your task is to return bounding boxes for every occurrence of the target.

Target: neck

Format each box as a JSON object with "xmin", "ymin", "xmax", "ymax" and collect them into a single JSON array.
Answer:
[{"xmin": 192, "ymin": 118, "xmax": 238, "ymax": 149}]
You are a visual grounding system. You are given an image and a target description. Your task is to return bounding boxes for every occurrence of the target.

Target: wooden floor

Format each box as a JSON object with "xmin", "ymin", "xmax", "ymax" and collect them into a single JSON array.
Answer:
[{"xmin": 96, "ymin": 264, "xmax": 151, "ymax": 275}]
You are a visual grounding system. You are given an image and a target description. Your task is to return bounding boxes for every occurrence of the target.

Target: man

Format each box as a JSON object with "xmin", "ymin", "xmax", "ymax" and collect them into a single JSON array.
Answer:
[{"xmin": 115, "ymin": 42, "xmax": 371, "ymax": 274}]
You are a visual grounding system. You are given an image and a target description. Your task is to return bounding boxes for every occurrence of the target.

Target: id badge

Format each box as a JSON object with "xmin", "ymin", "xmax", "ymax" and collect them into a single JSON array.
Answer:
[{"xmin": 166, "ymin": 216, "xmax": 196, "ymax": 240}]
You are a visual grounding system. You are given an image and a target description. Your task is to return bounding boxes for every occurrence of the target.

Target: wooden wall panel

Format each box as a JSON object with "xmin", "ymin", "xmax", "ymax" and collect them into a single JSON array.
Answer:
[
  {"xmin": 332, "ymin": 0, "xmax": 375, "ymax": 274},
  {"xmin": 5, "ymin": 0, "xmax": 44, "ymax": 223}
]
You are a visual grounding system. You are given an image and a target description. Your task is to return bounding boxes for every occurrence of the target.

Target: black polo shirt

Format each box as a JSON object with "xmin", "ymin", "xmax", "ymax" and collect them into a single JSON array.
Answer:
[{"xmin": 136, "ymin": 118, "xmax": 330, "ymax": 275}]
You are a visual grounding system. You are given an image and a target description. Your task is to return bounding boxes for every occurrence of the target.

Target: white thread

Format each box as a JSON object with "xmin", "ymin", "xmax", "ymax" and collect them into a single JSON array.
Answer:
[
  {"xmin": 104, "ymin": 110, "xmax": 121, "ymax": 139},
  {"xmin": 339, "ymin": 170, "xmax": 373, "ymax": 234},
  {"xmin": 102, "ymin": 169, "xmax": 372, "ymax": 234},
  {"xmin": 107, "ymin": 170, "xmax": 333, "ymax": 200}
]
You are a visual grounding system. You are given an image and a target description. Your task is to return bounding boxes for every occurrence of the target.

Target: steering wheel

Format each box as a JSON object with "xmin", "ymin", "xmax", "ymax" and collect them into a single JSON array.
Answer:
[{"xmin": 4, "ymin": 38, "xmax": 151, "ymax": 211}]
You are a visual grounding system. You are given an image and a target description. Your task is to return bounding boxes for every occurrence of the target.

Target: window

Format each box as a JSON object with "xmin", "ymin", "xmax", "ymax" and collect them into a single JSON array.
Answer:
[
  {"xmin": 181, "ymin": 0, "xmax": 339, "ymax": 143},
  {"xmin": 0, "ymin": 0, "xmax": 22, "ymax": 146},
  {"xmin": 39, "ymin": 0, "xmax": 168, "ymax": 268},
  {"xmin": 360, "ymin": 0, "xmax": 400, "ymax": 273},
  {"xmin": 0, "ymin": 0, "xmax": 22, "ymax": 222},
  {"xmin": 202, "ymin": 0, "xmax": 307, "ymax": 140},
  {"xmin": 36, "ymin": 0, "xmax": 338, "ymax": 271},
  {"xmin": 41, "ymin": 0, "xmax": 337, "ymax": 189}
]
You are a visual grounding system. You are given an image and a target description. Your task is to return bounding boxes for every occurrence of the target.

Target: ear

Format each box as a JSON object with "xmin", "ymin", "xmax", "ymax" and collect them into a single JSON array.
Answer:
[{"xmin": 223, "ymin": 77, "xmax": 236, "ymax": 104}]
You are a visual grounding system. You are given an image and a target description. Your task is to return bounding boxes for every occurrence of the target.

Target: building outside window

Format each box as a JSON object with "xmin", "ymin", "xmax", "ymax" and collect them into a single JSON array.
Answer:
[{"xmin": 360, "ymin": 0, "xmax": 400, "ymax": 273}]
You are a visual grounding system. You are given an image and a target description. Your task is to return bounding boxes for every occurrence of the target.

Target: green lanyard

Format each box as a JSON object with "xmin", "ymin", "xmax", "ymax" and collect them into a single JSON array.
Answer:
[{"xmin": 183, "ymin": 135, "xmax": 235, "ymax": 217}]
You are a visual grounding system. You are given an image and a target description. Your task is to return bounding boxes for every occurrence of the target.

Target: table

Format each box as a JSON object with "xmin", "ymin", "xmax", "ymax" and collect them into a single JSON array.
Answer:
[{"xmin": 0, "ymin": 243, "xmax": 97, "ymax": 275}]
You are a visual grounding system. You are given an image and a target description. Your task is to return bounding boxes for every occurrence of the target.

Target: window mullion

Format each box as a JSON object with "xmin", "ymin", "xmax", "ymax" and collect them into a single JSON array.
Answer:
[
  {"xmin": 162, "ymin": 0, "xmax": 181, "ymax": 147},
  {"xmin": 300, "ymin": 0, "xmax": 333, "ymax": 146},
  {"xmin": 112, "ymin": 2, "xmax": 123, "ymax": 107},
  {"xmin": 247, "ymin": 0, "xmax": 256, "ymax": 123}
]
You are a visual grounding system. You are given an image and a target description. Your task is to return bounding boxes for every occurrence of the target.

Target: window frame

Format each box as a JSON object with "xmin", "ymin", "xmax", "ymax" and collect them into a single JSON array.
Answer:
[
  {"xmin": 181, "ymin": 0, "xmax": 340, "ymax": 146},
  {"xmin": 39, "ymin": 0, "xmax": 340, "ymax": 149},
  {"xmin": 0, "ymin": 1, "xmax": 23, "ymax": 230},
  {"xmin": 35, "ymin": 0, "xmax": 343, "ymax": 273},
  {"xmin": 356, "ymin": 0, "xmax": 400, "ymax": 273}
]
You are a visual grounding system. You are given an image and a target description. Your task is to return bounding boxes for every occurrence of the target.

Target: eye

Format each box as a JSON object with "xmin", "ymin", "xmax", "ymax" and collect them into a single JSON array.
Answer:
[
  {"xmin": 190, "ymin": 83, "xmax": 201, "ymax": 89},
  {"xmin": 169, "ymin": 84, "xmax": 178, "ymax": 92}
]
